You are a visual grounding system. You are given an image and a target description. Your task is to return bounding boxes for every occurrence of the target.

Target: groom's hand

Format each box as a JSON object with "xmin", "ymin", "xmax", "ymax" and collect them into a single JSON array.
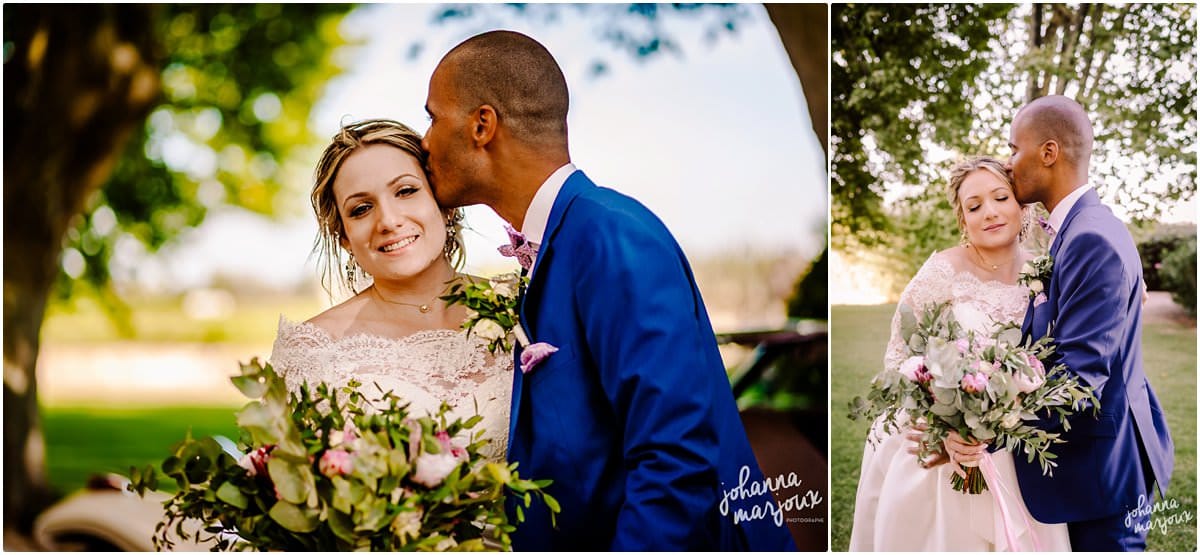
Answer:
[{"xmin": 943, "ymin": 430, "xmax": 988, "ymax": 479}]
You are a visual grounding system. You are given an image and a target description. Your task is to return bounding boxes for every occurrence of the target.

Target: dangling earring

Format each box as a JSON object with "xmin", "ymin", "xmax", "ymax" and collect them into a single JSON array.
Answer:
[
  {"xmin": 1018, "ymin": 218, "xmax": 1030, "ymax": 244},
  {"xmin": 443, "ymin": 210, "xmax": 460, "ymax": 259},
  {"xmin": 345, "ymin": 254, "xmax": 360, "ymax": 292}
]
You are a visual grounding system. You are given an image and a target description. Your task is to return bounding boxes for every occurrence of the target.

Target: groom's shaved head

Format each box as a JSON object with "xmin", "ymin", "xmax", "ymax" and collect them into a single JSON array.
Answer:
[
  {"xmin": 1013, "ymin": 95, "xmax": 1094, "ymax": 166},
  {"xmin": 438, "ymin": 30, "xmax": 569, "ymax": 145}
]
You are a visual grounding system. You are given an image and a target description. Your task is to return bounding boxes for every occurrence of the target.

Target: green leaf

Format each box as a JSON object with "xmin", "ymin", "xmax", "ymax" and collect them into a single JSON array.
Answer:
[
  {"xmin": 216, "ymin": 481, "xmax": 249, "ymax": 510},
  {"xmin": 542, "ymin": 493, "xmax": 561, "ymax": 513},
  {"xmin": 327, "ymin": 508, "xmax": 356, "ymax": 543},
  {"xmin": 267, "ymin": 457, "xmax": 311, "ymax": 505},
  {"xmin": 230, "ymin": 375, "xmax": 269, "ymax": 399},
  {"xmin": 268, "ymin": 501, "xmax": 320, "ymax": 533}
]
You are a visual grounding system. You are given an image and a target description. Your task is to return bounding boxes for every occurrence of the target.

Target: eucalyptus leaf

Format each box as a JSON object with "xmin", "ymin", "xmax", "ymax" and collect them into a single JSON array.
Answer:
[
  {"xmin": 216, "ymin": 481, "xmax": 249, "ymax": 510},
  {"xmin": 268, "ymin": 501, "xmax": 320, "ymax": 533}
]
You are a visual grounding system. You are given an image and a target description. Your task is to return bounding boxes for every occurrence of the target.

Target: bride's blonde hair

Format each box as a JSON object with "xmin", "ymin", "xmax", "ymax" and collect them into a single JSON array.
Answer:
[
  {"xmin": 310, "ymin": 119, "xmax": 466, "ymax": 297},
  {"xmin": 946, "ymin": 156, "xmax": 1014, "ymax": 240}
]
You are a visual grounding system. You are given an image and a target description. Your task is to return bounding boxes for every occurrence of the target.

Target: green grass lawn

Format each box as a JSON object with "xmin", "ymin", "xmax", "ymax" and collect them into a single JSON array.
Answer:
[
  {"xmin": 43, "ymin": 405, "xmax": 243, "ymax": 495},
  {"xmin": 42, "ymin": 295, "xmax": 326, "ymax": 344},
  {"xmin": 831, "ymin": 304, "xmax": 1196, "ymax": 552}
]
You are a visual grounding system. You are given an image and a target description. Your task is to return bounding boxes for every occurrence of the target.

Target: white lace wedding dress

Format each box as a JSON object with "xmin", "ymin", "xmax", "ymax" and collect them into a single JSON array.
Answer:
[
  {"xmin": 849, "ymin": 255, "xmax": 1072, "ymax": 552},
  {"xmin": 269, "ymin": 316, "xmax": 513, "ymax": 461}
]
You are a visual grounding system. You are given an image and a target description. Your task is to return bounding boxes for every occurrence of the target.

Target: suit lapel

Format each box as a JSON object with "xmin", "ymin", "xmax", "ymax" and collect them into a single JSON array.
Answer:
[
  {"xmin": 509, "ymin": 170, "xmax": 590, "ymax": 447},
  {"xmin": 1025, "ymin": 189, "xmax": 1102, "ymax": 340}
]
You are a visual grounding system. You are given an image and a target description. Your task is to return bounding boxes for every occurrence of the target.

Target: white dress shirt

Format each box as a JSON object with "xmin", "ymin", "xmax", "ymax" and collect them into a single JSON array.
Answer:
[
  {"xmin": 520, "ymin": 162, "xmax": 576, "ymax": 269},
  {"xmin": 1046, "ymin": 183, "xmax": 1092, "ymax": 234}
]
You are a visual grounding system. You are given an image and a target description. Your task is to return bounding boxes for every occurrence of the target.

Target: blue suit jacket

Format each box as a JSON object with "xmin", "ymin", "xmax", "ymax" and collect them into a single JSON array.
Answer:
[
  {"xmin": 506, "ymin": 171, "xmax": 796, "ymax": 551},
  {"xmin": 1016, "ymin": 189, "xmax": 1174, "ymax": 523}
]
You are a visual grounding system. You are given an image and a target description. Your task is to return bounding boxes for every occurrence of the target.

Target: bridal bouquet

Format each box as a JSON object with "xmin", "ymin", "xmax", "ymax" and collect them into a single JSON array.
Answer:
[
  {"xmin": 129, "ymin": 359, "xmax": 558, "ymax": 551},
  {"xmin": 850, "ymin": 301, "xmax": 1098, "ymax": 494}
]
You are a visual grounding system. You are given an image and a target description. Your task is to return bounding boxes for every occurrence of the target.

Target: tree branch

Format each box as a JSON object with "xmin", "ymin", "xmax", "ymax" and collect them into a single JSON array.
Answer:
[
  {"xmin": 1075, "ymin": 3, "xmax": 1105, "ymax": 101},
  {"xmin": 1052, "ymin": 4, "xmax": 1088, "ymax": 96}
]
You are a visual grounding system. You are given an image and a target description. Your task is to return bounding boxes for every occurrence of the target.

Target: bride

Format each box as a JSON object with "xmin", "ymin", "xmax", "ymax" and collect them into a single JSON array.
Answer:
[
  {"xmin": 270, "ymin": 119, "xmax": 512, "ymax": 461},
  {"xmin": 849, "ymin": 156, "xmax": 1072, "ymax": 551}
]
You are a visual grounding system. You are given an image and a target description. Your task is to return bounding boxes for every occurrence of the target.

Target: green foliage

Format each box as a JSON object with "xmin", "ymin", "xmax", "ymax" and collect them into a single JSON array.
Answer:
[
  {"xmin": 786, "ymin": 248, "xmax": 827, "ymax": 319},
  {"xmin": 831, "ymin": 3, "xmax": 1015, "ymax": 248},
  {"xmin": 56, "ymin": 4, "xmax": 355, "ymax": 306},
  {"xmin": 440, "ymin": 273, "xmax": 527, "ymax": 354},
  {"xmin": 1160, "ymin": 237, "xmax": 1197, "ymax": 317},
  {"xmin": 1138, "ymin": 223, "xmax": 1197, "ymax": 291},
  {"xmin": 430, "ymin": 4, "xmax": 754, "ymax": 77},
  {"xmin": 833, "ymin": 4, "xmax": 1196, "ymax": 287}
]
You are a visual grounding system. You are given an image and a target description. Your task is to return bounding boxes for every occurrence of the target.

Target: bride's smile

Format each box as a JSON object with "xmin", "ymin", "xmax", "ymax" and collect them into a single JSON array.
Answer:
[{"xmin": 379, "ymin": 234, "xmax": 420, "ymax": 253}]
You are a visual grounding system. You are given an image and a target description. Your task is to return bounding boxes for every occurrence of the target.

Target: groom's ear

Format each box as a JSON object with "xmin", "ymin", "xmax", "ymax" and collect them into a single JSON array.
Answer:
[
  {"xmin": 1039, "ymin": 140, "xmax": 1060, "ymax": 167},
  {"xmin": 470, "ymin": 104, "xmax": 498, "ymax": 148}
]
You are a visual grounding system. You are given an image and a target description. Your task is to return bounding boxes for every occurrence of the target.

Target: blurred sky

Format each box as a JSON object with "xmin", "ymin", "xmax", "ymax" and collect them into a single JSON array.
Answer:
[{"xmin": 142, "ymin": 4, "xmax": 825, "ymax": 294}]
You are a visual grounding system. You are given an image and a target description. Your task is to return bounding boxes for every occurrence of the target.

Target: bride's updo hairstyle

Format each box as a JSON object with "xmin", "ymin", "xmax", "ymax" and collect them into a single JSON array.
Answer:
[
  {"xmin": 946, "ymin": 156, "xmax": 1016, "ymax": 243},
  {"xmin": 310, "ymin": 119, "xmax": 466, "ymax": 297}
]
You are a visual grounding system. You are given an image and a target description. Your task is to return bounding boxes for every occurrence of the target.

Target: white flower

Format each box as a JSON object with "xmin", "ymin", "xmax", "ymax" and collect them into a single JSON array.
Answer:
[
  {"xmin": 1002, "ymin": 412, "xmax": 1021, "ymax": 429},
  {"xmin": 412, "ymin": 452, "xmax": 460, "ymax": 488},
  {"xmin": 390, "ymin": 508, "xmax": 423, "ymax": 541},
  {"xmin": 1029, "ymin": 279, "xmax": 1044, "ymax": 294},
  {"xmin": 473, "ymin": 318, "xmax": 505, "ymax": 342},
  {"xmin": 433, "ymin": 537, "xmax": 458, "ymax": 551},
  {"xmin": 1020, "ymin": 262, "xmax": 1035, "ymax": 276},
  {"xmin": 897, "ymin": 356, "xmax": 925, "ymax": 381},
  {"xmin": 490, "ymin": 278, "xmax": 516, "ymax": 299}
]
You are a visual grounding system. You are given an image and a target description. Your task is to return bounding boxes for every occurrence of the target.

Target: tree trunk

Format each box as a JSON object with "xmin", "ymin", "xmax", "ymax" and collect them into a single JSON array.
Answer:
[
  {"xmin": 765, "ymin": 3, "xmax": 828, "ymax": 158},
  {"xmin": 2, "ymin": 4, "xmax": 160, "ymax": 532}
]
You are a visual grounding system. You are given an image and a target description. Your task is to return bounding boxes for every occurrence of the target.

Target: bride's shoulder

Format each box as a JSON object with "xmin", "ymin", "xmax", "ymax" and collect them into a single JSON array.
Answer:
[
  {"xmin": 918, "ymin": 248, "xmax": 967, "ymax": 276},
  {"xmin": 288, "ymin": 294, "xmax": 371, "ymax": 338}
]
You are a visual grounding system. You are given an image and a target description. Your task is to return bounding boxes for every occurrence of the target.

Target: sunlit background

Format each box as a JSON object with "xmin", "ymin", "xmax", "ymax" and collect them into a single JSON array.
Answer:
[{"xmin": 38, "ymin": 4, "xmax": 825, "ymax": 408}]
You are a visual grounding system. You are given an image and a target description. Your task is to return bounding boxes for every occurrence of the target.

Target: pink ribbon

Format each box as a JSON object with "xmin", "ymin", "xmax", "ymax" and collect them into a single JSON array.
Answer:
[{"xmin": 978, "ymin": 454, "xmax": 1042, "ymax": 552}]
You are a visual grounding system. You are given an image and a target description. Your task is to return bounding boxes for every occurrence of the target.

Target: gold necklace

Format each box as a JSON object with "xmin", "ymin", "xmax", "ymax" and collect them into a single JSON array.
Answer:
[
  {"xmin": 371, "ymin": 286, "xmax": 438, "ymax": 314},
  {"xmin": 972, "ymin": 245, "xmax": 1006, "ymax": 272}
]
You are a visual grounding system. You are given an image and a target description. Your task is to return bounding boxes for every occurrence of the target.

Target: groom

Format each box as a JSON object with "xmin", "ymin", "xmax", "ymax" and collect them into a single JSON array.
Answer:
[
  {"xmin": 421, "ymin": 30, "xmax": 796, "ymax": 551},
  {"xmin": 951, "ymin": 95, "xmax": 1174, "ymax": 551}
]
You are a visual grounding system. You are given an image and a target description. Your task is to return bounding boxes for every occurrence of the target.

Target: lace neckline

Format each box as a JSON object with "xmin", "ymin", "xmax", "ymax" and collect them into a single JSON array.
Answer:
[
  {"xmin": 929, "ymin": 255, "xmax": 1024, "ymax": 292},
  {"xmin": 278, "ymin": 316, "xmax": 467, "ymax": 348}
]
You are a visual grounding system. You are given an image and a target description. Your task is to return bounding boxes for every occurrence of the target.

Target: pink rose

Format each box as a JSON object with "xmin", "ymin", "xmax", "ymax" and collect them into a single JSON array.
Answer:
[
  {"xmin": 1013, "ymin": 354, "xmax": 1047, "ymax": 393},
  {"xmin": 1033, "ymin": 292, "xmax": 1048, "ymax": 307},
  {"xmin": 435, "ymin": 431, "xmax": 467, "ymax": 461},
  {"xmin": 520, "ymin": 342, "xmax": 559, "ymax": 374},
  {"xmin": 976, "ymin": 360, "xmax": 998, "ymax": 376},
  {"xmin": 898, "ymin": 356, "xmax": 925, "ymax": 381},
  {"xmin": 955, "ymin": 338, "xmax": 971, "ymax": 354},
  {"xmin": 1025, "ymin": 353, "xmax": 1046, "ymax": 375},
  {"xmin": 318, "ymin": 448, "xmax": 354, "ymax": 477},
  {"xmin": 960, "ymin": 373, "xmax": 989, "ymax": 393}
]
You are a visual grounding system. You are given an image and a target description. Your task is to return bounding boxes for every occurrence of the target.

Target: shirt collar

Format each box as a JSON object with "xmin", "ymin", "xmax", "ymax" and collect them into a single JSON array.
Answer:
[
  {"xmin": 520, "ymin": 162, "xmax": 576, "ymax": 245},
  {"xmin": 1047, "ymin": 184, "xmax": 1092, "ymax": 234}
]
